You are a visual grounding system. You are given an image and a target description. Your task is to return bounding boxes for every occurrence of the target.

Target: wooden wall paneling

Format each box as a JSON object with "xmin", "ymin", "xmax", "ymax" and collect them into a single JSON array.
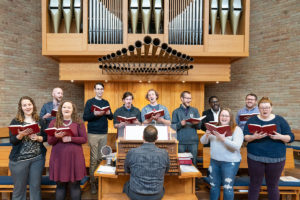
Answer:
[
  {"xmin": 207, "ymin": 35, "xmax": 245, "ymax": 53},
  {"xmin": 191, "ymin": 83, "xmax": 205, "ymax": 115},
  {"xmin": 84, "ymin": 82, "xmax": 206, "ymax": 131},
  {"xmin": 84, "ymin": 82, "xmax": 94, "ymax": 102},
  {"xmin": 59, "ymin": 62, "xmax": 231, "ymax": 82},
  {"xmin": 161, "ymin": 83, "xmax": 175, "ymax": 117},
  {"xmin": 47, "ymin": 34, "xmax": 85, "ymax": 52},
  {"xmin": 102, "ymin": 83, "xmax": 117, "ymax": 130},
  {"xmin": 128, "ymin": 83, "xmax": 148, "ymax": 110}
]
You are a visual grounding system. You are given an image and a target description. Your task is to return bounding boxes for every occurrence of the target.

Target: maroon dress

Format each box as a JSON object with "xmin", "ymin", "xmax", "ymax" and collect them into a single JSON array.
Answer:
[{"xmin": 48, "ymin": 120, "xmax": 87, "ymax": 182}]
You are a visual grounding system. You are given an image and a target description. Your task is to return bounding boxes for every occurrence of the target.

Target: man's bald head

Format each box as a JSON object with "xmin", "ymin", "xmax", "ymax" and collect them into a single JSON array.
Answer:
[{"xmin": 52, "ymin": 87, "xmax": 63, "ymax": 102}]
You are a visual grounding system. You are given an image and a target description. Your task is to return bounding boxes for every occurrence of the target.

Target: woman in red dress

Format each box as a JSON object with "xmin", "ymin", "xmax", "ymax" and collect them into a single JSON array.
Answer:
[{"xmin": 48, "ymin": 101, "xmax": 87, "ymax": 200}]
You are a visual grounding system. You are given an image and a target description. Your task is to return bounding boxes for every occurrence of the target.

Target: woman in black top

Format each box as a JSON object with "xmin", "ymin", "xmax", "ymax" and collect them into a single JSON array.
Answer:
[{"xmin": 9, "ymin": 96, "xmax": 47, "ymax": 200}]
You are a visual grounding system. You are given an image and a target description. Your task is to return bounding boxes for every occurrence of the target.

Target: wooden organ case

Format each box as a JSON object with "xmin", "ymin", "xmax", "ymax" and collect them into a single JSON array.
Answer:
[
  {"xmin": 42, "ymin": 0, "xmax": 251, "ymax": 139},
  {"xmin": 116, "ymin": 139, "xmax": 180, "ymax": 175}
]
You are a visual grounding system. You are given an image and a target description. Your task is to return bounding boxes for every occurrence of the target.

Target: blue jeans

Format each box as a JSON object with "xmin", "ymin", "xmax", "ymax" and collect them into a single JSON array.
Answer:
[
  {"xmin": 208, "ymin": 159, "xmax": 240, "ymax": 200},
  {"xmin": 9, "ymin": 155, "xmax": 45, "ymax": 200},
  {"xmin": 178, "ymin": 143, "xmax": 198, "ymax": 165}
]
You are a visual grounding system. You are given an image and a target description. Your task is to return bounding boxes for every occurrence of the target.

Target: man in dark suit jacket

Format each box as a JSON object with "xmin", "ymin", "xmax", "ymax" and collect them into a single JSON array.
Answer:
[{"xmin": 201, "ymin": 96, "xmax": 221, "ymax": 131}]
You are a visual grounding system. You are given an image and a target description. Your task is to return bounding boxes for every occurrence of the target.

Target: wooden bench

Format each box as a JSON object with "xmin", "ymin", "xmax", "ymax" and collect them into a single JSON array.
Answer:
[
  {"xmin": 288, "ymin": 130, "xmax": 300, "ymax": 155},
  {"xmin": 202, "ymin": 147, "xmax": 300, "ymax": 200},
  {"xmin": 0, "ymin": 144, "xmax": 90, "ymax": 199},
  {"xmin": 0, "ymin": 127, "xmax": 10, "ymax": 146}
]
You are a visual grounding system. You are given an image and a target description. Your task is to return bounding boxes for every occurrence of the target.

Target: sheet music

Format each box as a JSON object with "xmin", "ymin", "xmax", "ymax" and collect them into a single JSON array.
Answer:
[
  {"xmin": 180, "ymin": 165, "xmax": 199, "ymax": 173},
  {"xmin": 97, "ymin": 165, "xmax": 116, "ymax": 174},
  {"xmin": 124, "ymin": 125, "xmax": 169, "ymax": 140},
  {"xmin": 280, "ymin": 176, "xmax": 300, "ymax": 182}
]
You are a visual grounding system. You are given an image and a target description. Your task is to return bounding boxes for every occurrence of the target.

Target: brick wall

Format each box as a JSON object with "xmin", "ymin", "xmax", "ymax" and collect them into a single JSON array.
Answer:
[
  {"xmin": 205, "ymin": 0, "xmax": 300, "ymax": 129},
  {"xmin": 0, "ymin": 1, "xmax": 84, "ymax": 127}
]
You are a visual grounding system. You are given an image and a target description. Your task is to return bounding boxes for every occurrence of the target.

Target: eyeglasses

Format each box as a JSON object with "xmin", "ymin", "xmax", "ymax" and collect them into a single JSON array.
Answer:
[
  {"xmin": 184, "ymin": 97, "xmax": 192, "ymax": 100},
  {"xmin": 220, "ymin": 115, "xmax": 230, "ymax": 118},
  {"xmin": 210, "ymin": 101, "xmax": 219, "ymax": 104}
]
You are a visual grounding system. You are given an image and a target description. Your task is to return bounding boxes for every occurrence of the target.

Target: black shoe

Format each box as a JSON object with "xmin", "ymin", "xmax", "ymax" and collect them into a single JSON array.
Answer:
[{"xmin": 91, "ymin": 183, "xmax": 97, "ymax": 194}]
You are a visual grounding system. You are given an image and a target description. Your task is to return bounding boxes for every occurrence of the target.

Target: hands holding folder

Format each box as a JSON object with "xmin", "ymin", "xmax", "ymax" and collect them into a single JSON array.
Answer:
[{"xmin": 45, "ymin": 127, "xmax": 73, "ymax": 142}]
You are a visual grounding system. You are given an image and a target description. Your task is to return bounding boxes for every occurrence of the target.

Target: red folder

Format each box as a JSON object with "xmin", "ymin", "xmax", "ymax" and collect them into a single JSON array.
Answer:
[
  {"xmin": 144, "ymin": 109, "xmax": 165, "ymax": 120},
  {"xmin": 208, "ymin": 121, "xmax": 218, "ymax": 125},
  {"xmin": 239, "ymin": 113, "xmax": 259, "ymax": 122},
  {"xmin": 248, "ymin": 124, "xmax": 277, "ymax": 135},
  {"xmin": 178, "ymin": 158, "xmax": 193, "ymax": 165},
  {"xmin": 91, "ymin": 105, "xmax": 110, "ymax": 112},
  {"xmin": 186, "ymin": 115, "xmax": 206, "ymax": 123},
  {"xmin": 117, "ymin": 116, "xmax": 137, "ymax": 124},
  {"xmin": 205, "ymin": 123, "xmax": 232, "ymax": 137},
  {"xmin": 44, "ymin": 127, "xmax": 74, "ymax": 137},
  {"xmin": 51, "ymin": 109, "xmax": 58, "ymax": 117},
  {"xmin": 9, "ymin": 123, "xmax": 40, "ymax": 136}
]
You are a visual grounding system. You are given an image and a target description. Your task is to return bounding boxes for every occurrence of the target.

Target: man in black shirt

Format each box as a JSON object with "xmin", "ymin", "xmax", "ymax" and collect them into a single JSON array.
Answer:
[
  {"xmin": 83, "ymin": 82, "xmax": 113, "ymax": 194},
  {"xmin": 201, "ymin": 96, "xmax": 221, "ymax": 131}
]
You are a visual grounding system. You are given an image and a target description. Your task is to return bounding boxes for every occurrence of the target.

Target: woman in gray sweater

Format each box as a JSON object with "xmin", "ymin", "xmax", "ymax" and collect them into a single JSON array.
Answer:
[{"xmin": 200, "ymin": 108, "xmax": 244, "ymax": 200}]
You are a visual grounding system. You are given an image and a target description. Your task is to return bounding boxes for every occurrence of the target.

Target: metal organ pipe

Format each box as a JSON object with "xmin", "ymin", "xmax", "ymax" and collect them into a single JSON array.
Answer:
[
  {"xmin": 143, "ymin": 36, "xmax": 152, "ymax": 57},
  {"xmin": 169, "ymin": 0, "xmax": 203, "ymax": 45},
  {"xmin": 89, "ymin": 0, "xmax": 123, "ymax": 44}
]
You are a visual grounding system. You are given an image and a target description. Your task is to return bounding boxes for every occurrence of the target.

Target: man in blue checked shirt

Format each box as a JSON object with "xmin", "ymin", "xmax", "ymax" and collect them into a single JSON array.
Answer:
[
  {"xmin": 123, "ymin": 125, "xmax": 170, "ymax": 200},
  {"xmin": 236, "ymin": 93, "xmax": 259, "ymax": 131}
]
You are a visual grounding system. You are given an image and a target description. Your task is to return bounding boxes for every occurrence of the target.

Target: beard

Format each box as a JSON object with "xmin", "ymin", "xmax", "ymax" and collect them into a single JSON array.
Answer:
[{"xmin": 54, "ymin": 96, "xmax": 62, "ymax": 102}]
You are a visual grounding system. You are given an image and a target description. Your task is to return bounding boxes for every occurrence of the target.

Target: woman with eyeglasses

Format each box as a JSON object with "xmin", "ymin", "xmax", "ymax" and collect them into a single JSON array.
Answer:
[
  {"xmin": 244, "ymin": 97, "xmax": 294, "ymax": 200},
  {"xmin": 200, "ymin": 108, "xmax": 244, "ymax": 200}
]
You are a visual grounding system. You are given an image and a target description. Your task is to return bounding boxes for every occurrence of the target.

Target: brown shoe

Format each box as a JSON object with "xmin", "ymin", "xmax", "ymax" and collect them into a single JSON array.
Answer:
[{"xmin": 91, "ymin": 183, "xmax": 97, "ymax": 194}]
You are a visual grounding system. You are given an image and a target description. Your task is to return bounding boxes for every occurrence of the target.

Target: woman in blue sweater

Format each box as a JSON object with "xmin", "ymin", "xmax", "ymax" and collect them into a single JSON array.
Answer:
[{"xmin": 244, "ymin": 97, "xmax": 294, "ymax": 200}]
